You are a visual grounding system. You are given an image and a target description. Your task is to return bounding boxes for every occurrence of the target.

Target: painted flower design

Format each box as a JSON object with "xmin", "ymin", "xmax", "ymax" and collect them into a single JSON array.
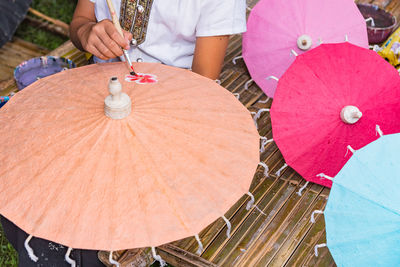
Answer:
[{"xmin": 125, "ymin": 73, "xmax": 158, "ymax": 84}]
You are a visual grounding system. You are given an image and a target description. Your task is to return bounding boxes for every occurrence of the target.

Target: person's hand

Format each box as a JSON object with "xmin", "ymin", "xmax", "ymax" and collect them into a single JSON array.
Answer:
[{"xmin": 77, "ymin": 19, "xmax": 132, "ymax": 60}]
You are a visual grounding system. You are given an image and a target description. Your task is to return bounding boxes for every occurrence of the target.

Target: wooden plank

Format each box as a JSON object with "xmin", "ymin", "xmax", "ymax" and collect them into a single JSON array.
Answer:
[
  {"xmin": 158, "ymin": 245, "xmax": 218, "ymax": 267},
  {"xmin": 1, "ymin": 39, "xmax": 47, "ymax": 59},
  {"xmin": 246, "ymin": 0, "xmax": 260, "ymax": 8},
  {"xmin": 28, "ymin": 7, "xmax": 70, "ymax": 33},
  {"xmin": 367, "ymin": 0, "xmax": 392, "ymax": 8},
  {"xmin": 302, "ymin": 231, "xmax": 336, "ymax": 267},
  {"xmin": 214, "ymin": 173, "xmax": 302, "ymax": 266},
  {"xmin": 0, "ymin": 47, "xmax": 39, "ymax": 68},
  {"xmin": 225, "ymin": 35, "xmax": 243, "ymax": 61},
  {"xmin": 248, "ymin": 184, "xmax": 324, "ymax": 266},
  {"xmin": 0, "ymin": 79, "xmax": 17, "ymax": 97},
  {"xmin": 207, "ymin": 177, "xmax": 289, "ymax": 264},
  {"xmin": 8, "ymin": 37, "xmax": 49, "ymax": 55},
  {"xmin": 385, "ymin": 0, "xmax": 400, "ymax": 25},
  {"xmin": 356, "ymin": 0, "xmax": 381, "ymax": 7},
  {"xmin": 258, "ymin": 185, "xmax": 326, "ymax": 266},
  {"xmin": 283, "ymin": 189, "xmax": 330, "ymax": 267},
  {"xmin": 224, "ymin": 40, "xmax": 244, "ymax": 66},
  {"xmin": 98, "ymin": 249, "xmax": 152, "ymax": 267},
  {"xmin": 243, "ymin": 91, "xmax": 265, "ymax": 108},
  {"xmin": 181, "ymin": 195, "xmax": 247, "ymax": 254},
  {"xmin": 197, "ymin": 176, "xmax": 282, "ymax": 259},
  {"xmin": 225, "ymin": 71, "xmax": 250, "ymax": 95},
  {"xmin": 25, "ymin": 15, "xmax": 69, "ymax": 37},
  {"xmin": 0, "ymin": 38, "xmax": 48, "ymax": 62},
  {"xmin": 220, "ymin": 71, "xmax": 243, "ymax": 90},
  {"xmin": 0, "ymin": 65, "xmax": 14, "ymax": 81}
]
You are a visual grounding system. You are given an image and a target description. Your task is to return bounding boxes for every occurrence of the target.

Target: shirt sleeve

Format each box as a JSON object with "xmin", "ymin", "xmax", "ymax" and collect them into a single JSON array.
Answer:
[{"xmin": 196, "ymin": 0, "xmax": 246, "ymax": 37}]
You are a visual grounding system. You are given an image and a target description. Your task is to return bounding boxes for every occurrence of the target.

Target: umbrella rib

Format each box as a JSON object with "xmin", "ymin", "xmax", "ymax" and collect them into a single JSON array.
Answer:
[
  {"xmin": 1, "ymin": 119, "xmax": 111, "ymax": 245},
  {"xmin": 134, "ymin": 117, "xmax": 251, "ymax": 191},
  {"xmin": 326, "ymin": 226, "xmax": 400, "ymax": 249},
  {"xmin": 2, "ymin": 111, "xmax": 102, "ymax": 135},
  {"xmin": 0, "ymin": 114, "xmax": 105, "ymax": 177},
  {"xmin": 130, "ymin": 127, "xmax": 192, "ymax": 232},
  {"xmin": 134, "ymin": 110, "xmax": 253, "ymax": 137},
  {"xmin": 133, "ymin": 114, "xmax": 253, "ymax": 156},
  {"xmin": 333, "ymin": 183, "xmax": 400, "ymax": 217},
  {"xmin": 121, "ymin": 121, "xmax": 153, "ymax": 246},
  {"xmin": 273, "ymin": 121, "xmax": 339, "ymax": 168},
  {"xmin": 129, "ymin": 119, "xmax": 254, "ymax": 227},
  {"xmin": 32, "ymin": 120, "xmax": 112, "ymax": 230}
]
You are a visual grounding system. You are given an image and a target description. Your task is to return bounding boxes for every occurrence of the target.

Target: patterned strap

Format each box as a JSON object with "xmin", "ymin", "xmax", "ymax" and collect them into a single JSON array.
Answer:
[{"xmin": 119, "ymin": 0, "xmax": 154, "ymax": 46}]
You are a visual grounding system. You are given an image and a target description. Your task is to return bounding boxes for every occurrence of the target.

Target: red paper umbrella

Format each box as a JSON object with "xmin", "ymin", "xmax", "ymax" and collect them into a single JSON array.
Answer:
[{"xmin": 270, "ymin": 42, "xmax": 400, "ymax": 187}]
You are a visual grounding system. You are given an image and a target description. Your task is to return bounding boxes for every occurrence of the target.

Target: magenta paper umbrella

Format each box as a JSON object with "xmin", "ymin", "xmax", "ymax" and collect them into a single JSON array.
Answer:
[
  {"xmin": 243, "ymin": 0, "xmax": 369, "ymax": 98},
  {"xmin": 270, "ymin": 42, "xmax": 400, "ymax": 188}
]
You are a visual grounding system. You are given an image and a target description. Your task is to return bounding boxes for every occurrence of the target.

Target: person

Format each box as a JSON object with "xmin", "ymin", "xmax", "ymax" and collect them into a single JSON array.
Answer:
[
  {"xmin": 69, "ymin": 0, "xmax": 247, "ymax": 80},
  {"xmin": 1, "ymin": 1, "xmax": 246, "ymax": 266},
  {"xmin": 0, "ymin": 215, "xmax": 105, "ymax": 266}
]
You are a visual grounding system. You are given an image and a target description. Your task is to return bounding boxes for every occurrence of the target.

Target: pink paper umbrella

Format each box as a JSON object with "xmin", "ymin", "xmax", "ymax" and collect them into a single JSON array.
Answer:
[
  {"xmin": 270, "ymin": 42, "xmax": 400, "ymax": 187},
  {"xmin": 243, "ymin": 0, "xmax": 369, "ymax": 98}
]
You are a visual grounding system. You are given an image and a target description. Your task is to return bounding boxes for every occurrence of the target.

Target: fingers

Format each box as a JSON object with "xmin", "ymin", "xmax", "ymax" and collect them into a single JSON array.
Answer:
[
  {"xmin": 93, "ymin": 36, "xmax": 117, "ymax": 59},
  {"xmin": 87, "ymin": 44, "xmax": 108, "ymax": 60},
  {"xmin": 123, "ymin": 31, "xmax": 133, "ymax": 43},
  {"xmin": 103, "ymin": 22, "xmax": 131, "ymax": 50},
  {"xmin": 82, "ymin": 20, "xmax": 131, "ymax": 60},
  {"xmin": 93, "ymin": 25, "xmax": 125, "ymax": 57},
  {"xmin": 84, "ymin": 32, "xmax": 116, "ymax": 59}
]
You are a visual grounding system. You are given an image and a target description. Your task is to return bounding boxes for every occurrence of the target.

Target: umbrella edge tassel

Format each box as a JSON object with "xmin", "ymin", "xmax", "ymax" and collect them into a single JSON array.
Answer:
[{"xmin": 24, "ymin": 234, "xmax": 39, "ymax": 262}]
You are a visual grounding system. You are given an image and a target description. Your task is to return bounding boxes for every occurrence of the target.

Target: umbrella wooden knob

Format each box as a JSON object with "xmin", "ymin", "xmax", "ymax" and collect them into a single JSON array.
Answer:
[
  {"xmin": 104, "ymin": 77, "xmax": 132, "ymax": 119},
  {"xmin": 340, "ymin": 105, "xmax": 362, "ymax": 124},
  {"xmin": 297, "ymin": 35, "xmax": 312, "ymax": 51}
]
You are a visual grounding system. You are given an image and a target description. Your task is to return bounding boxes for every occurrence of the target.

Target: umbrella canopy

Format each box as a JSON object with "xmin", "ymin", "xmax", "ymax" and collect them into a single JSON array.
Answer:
[
  {"xmin": 324, "ymin": 133, "xmax": 400, "ymax": 266},
  {"xmin": 0, "ymin": 62, "xmax": 259, "ymax": 250},
  {"xmin": 243, "ymin": 0, "xmax": 368, "ymax": 98},
  {"xmin": 270, "ymin": 42, "xmax": 400, "ymax": 187}
]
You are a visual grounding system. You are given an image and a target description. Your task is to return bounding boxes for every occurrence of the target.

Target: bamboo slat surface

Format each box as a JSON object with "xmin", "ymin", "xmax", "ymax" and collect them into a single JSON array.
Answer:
[
  {"xmin": 0, "ymin": 38, "xmax": 49, "ymax": 96},
  {"xmin": 0, "ymin": 40, "xmax": 87, "ymax": 96},
  {"xmin": 1, "ymin": 0, "xmax": 399, "ymax": 266}
]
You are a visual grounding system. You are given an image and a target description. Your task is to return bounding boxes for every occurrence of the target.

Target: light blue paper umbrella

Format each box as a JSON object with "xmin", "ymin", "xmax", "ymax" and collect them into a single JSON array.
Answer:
[{"xmin": 318, "ymin": 132, "xmax": 400, "ymax": 266}]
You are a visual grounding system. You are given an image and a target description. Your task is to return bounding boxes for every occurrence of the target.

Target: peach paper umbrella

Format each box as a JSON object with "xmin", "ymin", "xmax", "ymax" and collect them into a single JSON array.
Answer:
[
  {"xmin": 0, "ymin": 62, "xmax": 259, "ymax": 264},
  {"xmin": 243, "ymin": 0, "xmax": 369, "ymax": 98}
]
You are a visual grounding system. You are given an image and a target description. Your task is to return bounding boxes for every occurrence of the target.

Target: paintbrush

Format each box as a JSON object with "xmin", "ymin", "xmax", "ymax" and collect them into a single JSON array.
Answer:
[{"xmin": 105, "ymin": 0, "xmax": 136, "ymax": 76}]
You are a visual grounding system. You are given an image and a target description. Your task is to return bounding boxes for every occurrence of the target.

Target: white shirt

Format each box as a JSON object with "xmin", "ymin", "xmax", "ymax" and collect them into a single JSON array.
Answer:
[{"xmin": 89, "ymin": 0, "xmax": 246, "ymax": 68}]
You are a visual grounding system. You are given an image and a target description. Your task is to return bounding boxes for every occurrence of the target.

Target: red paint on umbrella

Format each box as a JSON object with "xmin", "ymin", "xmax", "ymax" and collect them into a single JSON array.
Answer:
[
  {"xmin": 125, "ymin": 73, "xmax": 158, "ymax": 84},
  {"xmin": 271, "ymin": 42, "xmax": 400, "ymax": 187}
]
